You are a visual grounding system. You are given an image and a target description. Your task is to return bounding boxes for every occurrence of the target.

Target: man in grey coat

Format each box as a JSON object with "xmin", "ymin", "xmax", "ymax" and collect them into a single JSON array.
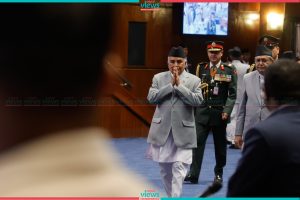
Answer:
[
  {"xmin": 147, "ymin": 46, "xmax": 203, "ymax": 197},
  {"xmin": 234, "ymin": 45, "xmax": 274, "ymax": 148}
]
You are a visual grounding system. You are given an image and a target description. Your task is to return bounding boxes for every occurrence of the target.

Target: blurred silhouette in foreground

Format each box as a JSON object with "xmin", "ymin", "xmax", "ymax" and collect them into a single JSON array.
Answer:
[
  {"xmin": 227, "ymin": 59, "xmax": 300, "ymax": 197},
  {"xmin": 198, "ymin": 180, "xmax": 222, "ymax": 197},
  {"xmin": 281, "ymin": 50, "xmax": 297, "ymax": 61},
  {"xmin": 0, "ymin": 4, "xmax": 151, "ymax": 196}
]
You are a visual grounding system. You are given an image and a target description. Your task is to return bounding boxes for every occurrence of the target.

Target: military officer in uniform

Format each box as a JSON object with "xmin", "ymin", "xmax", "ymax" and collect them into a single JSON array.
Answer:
[
  {"xmin": 184, "ymin": 41, "xmax": 237, "ymax": 185},
  {"xmin": 247, "ymin": 35, "xmax": 280, "ymax": 73},
  {"xmin": 259, "ymin": 35, "xmax": 280, "ymax": 60}
]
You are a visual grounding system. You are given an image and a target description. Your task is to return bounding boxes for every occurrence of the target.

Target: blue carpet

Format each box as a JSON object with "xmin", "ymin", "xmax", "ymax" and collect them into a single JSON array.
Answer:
[{"xmin": 111, "ymin": 134, "xmax": 241, "ymax": 197}]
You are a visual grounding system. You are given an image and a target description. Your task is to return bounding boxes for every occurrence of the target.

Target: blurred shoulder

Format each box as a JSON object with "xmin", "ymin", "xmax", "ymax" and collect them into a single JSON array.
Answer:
[
  {"xmin": 241, "ymin": 63, "xmax": 250, "ymax": 69},
  {"xmin": 232, "ymin": 60, "xmax": 249, "ymax": 69},
  {"xmin": 223, "ymin": 63, "xmax": 236, "ymax": 70}
]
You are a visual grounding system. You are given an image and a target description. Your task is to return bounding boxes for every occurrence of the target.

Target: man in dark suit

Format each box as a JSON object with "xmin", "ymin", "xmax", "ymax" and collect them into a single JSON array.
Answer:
[
  {"xmin": 184, "ymin": 41, "xmax": 237, "ymax": 185},
  {"xmin": 227, "ymin": 59, "xmax": 300, "ymax": 197}
]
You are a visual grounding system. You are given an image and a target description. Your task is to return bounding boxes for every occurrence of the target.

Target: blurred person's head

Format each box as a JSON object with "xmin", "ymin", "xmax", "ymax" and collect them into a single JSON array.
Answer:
[
  {"xmin": 0, "ymin": 4, "xmax": 112, "ymax": 151},
  {"xmin": 168, "ymin": 46, "xmax": 187, "ymax": 75},
  {"xmin": 241, "ymin": 48, "xmax": 251, "ymax": 64},
  {"xmin": 206, "ymin": 41, "xmax": 224, "ymax": 65},
  {"xmin": 254, "ymin": 45, "xmax": 274, "ymax": 75},
  {"xmin": 281, "ymin": 51, "xmax": 297, "ymax": 61},
  {"xmin": 264, "ymin": 59, "xmax": 300, "ymax": 111},
  {"xmin": 228, "ymin": 46, "xmax": 242, "ymax": 61},
  {"xmin": 179, "ymin": 43, "xmax": 188, "ymax": 57}
]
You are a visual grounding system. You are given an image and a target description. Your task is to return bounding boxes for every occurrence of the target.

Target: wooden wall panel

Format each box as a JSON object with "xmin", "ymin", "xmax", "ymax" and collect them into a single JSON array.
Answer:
[
  {"xmin": 285, "ymin": 3, "xmax": 300, "ymax": 17},
  {"xmin": 280, "ymin": 3, "xmax": 300, "ymax": 52},
  {"xmin": 101, "ymin": 4, "xmax": 173, "ymax": 138},
  {"xmin": 147, "ymin": 8, "xmax": 174, "ymax": 68},
  {"xmin": 122, "ymin": 69, "xmax": 165, "ymax": 99},
  {"xmin": 98, "ymin": 68, "xmax": 162, "ymax": 138},
  {"xmin": 98, "ymin": 97, "xmax": 150, "ymax": 138},
  {"xmin": 109, "ymin": 4, "xmax": 173, "ymax": 69}
]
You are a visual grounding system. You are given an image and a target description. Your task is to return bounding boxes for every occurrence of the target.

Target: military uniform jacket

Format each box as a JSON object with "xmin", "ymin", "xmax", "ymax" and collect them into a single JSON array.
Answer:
[{"xmin": 195, "ymin": 62, "xmax": 237, "ymax": 126}]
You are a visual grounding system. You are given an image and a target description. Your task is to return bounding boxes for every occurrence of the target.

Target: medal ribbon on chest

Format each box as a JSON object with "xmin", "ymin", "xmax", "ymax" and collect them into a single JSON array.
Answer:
[{"xmin": 210, "ymin": 65, "xmax": 217, "ymax": 83}]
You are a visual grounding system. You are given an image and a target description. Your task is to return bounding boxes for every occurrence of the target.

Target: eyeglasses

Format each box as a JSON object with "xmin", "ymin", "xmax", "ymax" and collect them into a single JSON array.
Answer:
[
  {"xmin": 168, "ymin": 59, "xmax": 184, "ymax": 65},
  {"xmin": 255, "ymin": 58, "xmax": 271, "ymax": 63}
]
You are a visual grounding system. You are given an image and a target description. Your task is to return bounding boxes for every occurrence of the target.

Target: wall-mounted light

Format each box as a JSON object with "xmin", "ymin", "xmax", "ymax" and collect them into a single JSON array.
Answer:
[
  {"xmin": 243, "ymin": 12, "xmax": 260, "ymax": 27},
  {"xmin": 267, "ymin": 12, "xmax": 284, "ymax": 30},
  {"xmin": 248, "ymin": 13, "xmax": 260, "ymax": 21},
  {"xmin": 245, "ymin": 19, "xmax": 254, "ymax": 26}
]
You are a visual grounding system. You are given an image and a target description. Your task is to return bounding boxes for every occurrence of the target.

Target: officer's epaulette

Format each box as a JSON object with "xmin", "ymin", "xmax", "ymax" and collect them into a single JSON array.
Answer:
[
  {"xmin": 198, "ymin": 62, "xmax": 208, "ymax": 67},
  {"xmin": 196, "ymin": 62, "xmax": 208, "ymax": 77},
  {"xmin": 222, "ymin": 63, "xmax": 233, "ymax": 68}
]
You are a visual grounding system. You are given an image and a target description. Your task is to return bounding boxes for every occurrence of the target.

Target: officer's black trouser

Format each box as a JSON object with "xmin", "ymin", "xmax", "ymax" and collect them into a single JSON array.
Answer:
[{"xmin": 188, "ymin": 121, "xmax": 227, "ymax": 180}]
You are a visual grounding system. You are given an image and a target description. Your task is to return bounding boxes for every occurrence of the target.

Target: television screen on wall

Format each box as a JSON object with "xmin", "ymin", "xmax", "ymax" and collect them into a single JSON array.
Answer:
[{"xmin": 183, "ymin": 2, "xmax": 229, "ymax": 36}]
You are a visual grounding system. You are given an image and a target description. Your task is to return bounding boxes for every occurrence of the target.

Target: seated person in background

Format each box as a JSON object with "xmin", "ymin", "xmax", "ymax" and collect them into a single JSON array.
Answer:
[
  {"xmin": 227, "ymin": 59, "xmax": 300, "ymax": 197},
  {"xmin": 0, "ymin": 4, "xmax": 151, "ymax": 196}
]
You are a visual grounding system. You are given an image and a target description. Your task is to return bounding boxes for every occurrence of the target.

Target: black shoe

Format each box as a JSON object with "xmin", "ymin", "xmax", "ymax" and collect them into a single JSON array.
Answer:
[
  {"xmin": 213, "ymin": 175, "xmax": 223, "ymax": 185},
  {"xmin": 184, "ymin": 174, "xmax": 198, "ymax": 184}
]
